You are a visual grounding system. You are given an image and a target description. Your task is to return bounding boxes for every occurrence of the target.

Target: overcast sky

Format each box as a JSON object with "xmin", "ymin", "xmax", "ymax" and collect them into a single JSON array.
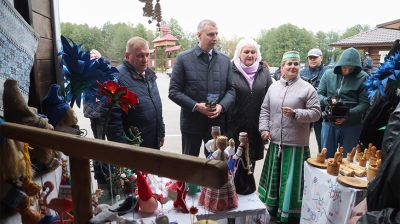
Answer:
[{"xmin": 58, "ymin": 0, "xmax": 399, "ymax": 39}]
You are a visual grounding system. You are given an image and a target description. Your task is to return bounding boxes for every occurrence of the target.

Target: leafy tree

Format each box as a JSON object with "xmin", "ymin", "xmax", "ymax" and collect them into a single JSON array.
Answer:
[
  {"xmin": 341, "ymin": 24, "xmax": 370, "ymax": 39},
  {"xmin": 61, "ymin": 20, "xmax": 373, "ymax": 71},
  {"xmin": 257, "ymin": 23, "xmax": 316, "ymax": 66},
  {"xmin": 218, "ymin": 36, "xmax": 241, "ymax": 59},
  {"xmin": 315, "ymin": 31, "xmax": 341, "ymax": 65},
  {"xmin": 61, "ymin": 23, "xmax": 104, "ymax": 53},
  {"xmin": 101, "ymin": 22, "xmax": 135, "ymax": 62},
  {"xmin": 165, "ymin": 18, "xmax": 195, "ymax": 50},
  {"xmin": 61, "ymin": 22, "xmax": 156, "ymax": 63}
]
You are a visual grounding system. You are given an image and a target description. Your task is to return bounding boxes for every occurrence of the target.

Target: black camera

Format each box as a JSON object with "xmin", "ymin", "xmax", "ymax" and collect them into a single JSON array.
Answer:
[{"xmin": 322, "ymin": 99, "xmax": 350, "ymax": 122}]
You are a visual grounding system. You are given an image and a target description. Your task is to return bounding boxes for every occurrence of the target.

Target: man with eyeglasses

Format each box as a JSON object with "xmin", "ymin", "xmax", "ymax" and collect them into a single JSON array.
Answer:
[{"xmin": 300, "ymin": 48, "xmax": 327, "ymax": 152}]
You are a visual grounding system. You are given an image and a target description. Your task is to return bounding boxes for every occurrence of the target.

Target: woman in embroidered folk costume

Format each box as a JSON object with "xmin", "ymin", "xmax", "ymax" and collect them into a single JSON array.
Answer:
[
  {"xmin": 258, "ymin": 51, "xmax": 321, "ymax": 223},
  {"xmin": 198, "ymin": 135, "xmax": 238, "ymax": 212}
]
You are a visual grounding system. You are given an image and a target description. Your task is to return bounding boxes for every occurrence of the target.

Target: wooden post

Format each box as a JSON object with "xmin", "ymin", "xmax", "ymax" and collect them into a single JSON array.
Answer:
[{"xmin": 69, "ymin": 157, "xmax": 92, "ymax": 223}]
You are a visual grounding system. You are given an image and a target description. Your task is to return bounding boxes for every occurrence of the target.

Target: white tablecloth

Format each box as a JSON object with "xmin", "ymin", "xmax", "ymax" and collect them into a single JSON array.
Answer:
[
  {"xmin": 300, "ymin": 162, "xmax": 367, "ymax": 224},
  {"xmin": 124, "ymin": 192, "xmax": 270, "ymax": 223}
]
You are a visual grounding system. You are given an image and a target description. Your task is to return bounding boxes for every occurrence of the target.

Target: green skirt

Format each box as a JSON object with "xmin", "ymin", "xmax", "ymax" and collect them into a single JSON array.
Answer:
[{"xmin": 258, "ymin": 143, "xmax": 310, "ymax": 223}]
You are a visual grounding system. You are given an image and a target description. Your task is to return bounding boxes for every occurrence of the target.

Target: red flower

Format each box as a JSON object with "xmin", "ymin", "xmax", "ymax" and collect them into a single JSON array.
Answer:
[
  {"xmin": 97, "ymin": 80, "xmax": 139, "ymax": 114},
  {"xmin": 189, "ymin": 206, "xmax": 198, "ymax": 215}
]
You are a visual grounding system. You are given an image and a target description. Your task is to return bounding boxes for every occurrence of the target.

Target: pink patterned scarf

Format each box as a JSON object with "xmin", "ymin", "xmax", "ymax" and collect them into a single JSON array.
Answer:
[{"xmin": 233, "ymin": 57, "xmax": 260, "ymax": 90}]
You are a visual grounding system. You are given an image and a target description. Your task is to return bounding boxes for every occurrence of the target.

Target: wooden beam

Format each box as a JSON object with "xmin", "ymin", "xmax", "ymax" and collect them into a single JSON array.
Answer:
[{"xmin": 0, "ymin": 122, "xmax": 228, "ymax": 188}]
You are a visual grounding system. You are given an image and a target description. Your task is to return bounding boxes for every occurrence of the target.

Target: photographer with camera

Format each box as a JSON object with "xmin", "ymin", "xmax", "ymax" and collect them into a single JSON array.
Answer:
[
  {"xmin": 318, "ymin": 47, "xmax": 369, "ymax": 158},
  {"xmin": 300, "ymin": 48, "xmax": 328, "ymax": 152}
]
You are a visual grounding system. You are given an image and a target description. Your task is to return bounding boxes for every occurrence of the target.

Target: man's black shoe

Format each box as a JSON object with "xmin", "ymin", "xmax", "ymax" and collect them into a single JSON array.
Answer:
[{"xmin": 109, "ymin": 196, "xmax": 137, "ymax": 215}]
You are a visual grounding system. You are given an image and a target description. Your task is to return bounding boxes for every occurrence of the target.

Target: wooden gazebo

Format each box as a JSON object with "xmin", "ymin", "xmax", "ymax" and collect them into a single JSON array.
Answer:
[
  {"xmin": 330, "ymin": 19, "xmax": 400, "ymax": 67},
  {"xmin": 150, "ymin": 25, "xmax": 181, "ymax": 70}
]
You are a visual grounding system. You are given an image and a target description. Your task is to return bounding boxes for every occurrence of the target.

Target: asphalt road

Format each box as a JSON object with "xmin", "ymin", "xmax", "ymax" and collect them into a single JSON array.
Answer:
[{"xmin": 75, "ymin": 73, "xmax": 318, "ymax": 188}]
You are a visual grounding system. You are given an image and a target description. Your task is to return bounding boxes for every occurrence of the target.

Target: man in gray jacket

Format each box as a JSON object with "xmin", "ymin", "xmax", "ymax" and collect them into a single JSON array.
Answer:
[{"xmin": 168, "ymin": 19, "xmax": 235, "ymax": 157}]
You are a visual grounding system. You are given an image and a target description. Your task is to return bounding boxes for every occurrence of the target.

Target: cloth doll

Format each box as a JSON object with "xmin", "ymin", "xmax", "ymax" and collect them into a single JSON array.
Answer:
[
  {"xmin": 172, "ymin": 181, "xmax": 189, "ymax": 213},
  {"xmin": 1, "ymin": 80, "xmax": 45, "ymax": 222},
  {"xmin": 205, "ymin": 126, "xmax": 222, "ymax": 158},
  {"xmin": 233, "ymin": 132, "xmax": 256, "ymax": 195},
  {"xmin": 0, "ymin": 182, "xmax": 42, "ymax": 223},
  {"xmin": 225, "ymin": 138, "xmax": 236, "ymax": 173},
  {"xmin": 198, "ymin": 136, "xmax": 238, "ymax": 212},
  {"xmin": 41, "ymin": 84, "xmax": 80, "ymax": 135},
  {"xmin": 3, "ymin": 79, "xmax": 61, "ymax": 177},
  {"xmin": 0, "ymin": 140, "xmax": 42, "ymax": 223},
  {"xmin": 136, "ymin": 171, "xmax": 158, "ymax": 213}
]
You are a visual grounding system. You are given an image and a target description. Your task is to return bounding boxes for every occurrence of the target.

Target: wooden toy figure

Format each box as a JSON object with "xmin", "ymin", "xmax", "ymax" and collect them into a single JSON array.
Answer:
[
  {"xmin": 355, "ymin": 144, "xmax": 363, "ymax": 162},
  {"xmin": 337, "ymin": 146, "xmax": 344, "ymax": 163},
  {"xmin": 199, "ymin": 136, "xmax": 238, "ymax": 212},
  {"xmin": 347, "ymin": 147, "xmax": 356, "ymax": 163},
  {"xmin": 327, "ymin": 152, "xmax": 340, "ymax": 176},
  {"xmin": 359, "ymin": 154, "xmax": 367, "ymax": 167},
  {"xmin": 317, "ymin": 148, "xmax": 328, "ymax": 163}
]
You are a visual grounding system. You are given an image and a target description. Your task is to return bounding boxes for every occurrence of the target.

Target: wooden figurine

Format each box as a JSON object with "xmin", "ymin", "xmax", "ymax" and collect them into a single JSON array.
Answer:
[
  {"xmin": 337, "ymin": 146, "xmax": 344, "ymax": 163},
  {"xmin": 359, "ymin": 154, "xmax": 367, "ymax": 167},
  {"xmin": 367, "ymin": 157, "xmax": 381, "ymax": 182},
  {"xmin": 364, "ymin": 146, "xmax": 372, "ymax": 161},
  {"xmin": 347, "ymin": 147, "xmax": 356, "ymax": 163},
  {"xmin": 316, "ymin": 148, "xmax": 328, "ymax": 163},
  {"xmin": 364, "ymin": 149, "xmax": 371, "ymax": 161},
  {"xmin": 367, "ymin": 164, "xmax": 379, "ymax": 181},
  {"xmin": 370, "ymin": 146, "xmax": 377, "ymax": 157},
  {"xmin": 368, "ymin": 146, "xmax": 377, "ymax": 165},
  {"xmin": 327, "ymin": 152, "xmax": 340, "ymax": 176},
  {"xmin": 376, "ymin": 150, "xmax": 382, "ymax": 160},
  {"xmin": 355, "ymin": 144, "xmax": 363, "ymax": 162}
]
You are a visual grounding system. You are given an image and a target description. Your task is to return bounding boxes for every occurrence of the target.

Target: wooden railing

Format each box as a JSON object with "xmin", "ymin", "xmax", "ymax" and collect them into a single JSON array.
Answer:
[{"xmin": 0, "ymin": 122, "xmax": 228, "ymax": 223}]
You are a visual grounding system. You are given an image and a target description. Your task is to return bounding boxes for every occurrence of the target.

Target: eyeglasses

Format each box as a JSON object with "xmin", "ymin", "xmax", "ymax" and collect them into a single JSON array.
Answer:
[
  {"xmin": 308, "ymin": 56, "xmax": 319, "ymax": 60},
  {"xmin": 286, "ymin": 62, "xmax": 299, "ymax": 66}
]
